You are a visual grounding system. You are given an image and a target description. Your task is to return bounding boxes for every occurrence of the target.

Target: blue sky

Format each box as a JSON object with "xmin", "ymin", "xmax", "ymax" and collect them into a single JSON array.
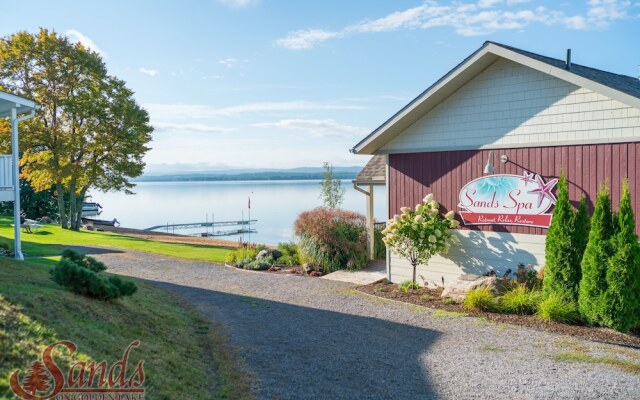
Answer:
[{"xmin": 2, "ymin": 0, "xmax": 639, "ymax": 172}]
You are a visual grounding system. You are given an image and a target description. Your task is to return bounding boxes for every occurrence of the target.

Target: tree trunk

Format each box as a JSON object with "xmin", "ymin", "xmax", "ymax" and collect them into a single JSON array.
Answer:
[
  {"xmin": 412, "ymin": 261, "xmax": 417, "ymax": 285},
  {"xmin": 68, "ymin": 181, "xmax": 77, "ymax": 230},
  {"xmin": 55, "ymin": 181, "xmax": 67, "ymax": 229},
  {"xmin": 73, "ymin": 187, "xmax": 88, "ymax": 230}
]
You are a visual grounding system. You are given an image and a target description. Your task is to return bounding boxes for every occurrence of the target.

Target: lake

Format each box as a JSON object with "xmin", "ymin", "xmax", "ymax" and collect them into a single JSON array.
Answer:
[{"xmin": 90, "ymin": 180, "xmax": 387, "ymax": 245}]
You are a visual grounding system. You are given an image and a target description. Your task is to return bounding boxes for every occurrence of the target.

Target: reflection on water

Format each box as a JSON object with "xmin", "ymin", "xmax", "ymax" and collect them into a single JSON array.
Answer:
[{"xmin": 91, "ymin": 180, "xmax": 387, "ymax": 245}]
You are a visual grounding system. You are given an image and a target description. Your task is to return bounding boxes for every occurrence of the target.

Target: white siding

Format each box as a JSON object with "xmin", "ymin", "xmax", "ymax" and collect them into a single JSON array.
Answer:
[
  {"xmin": 389, "ymin": 230, "xmax": 545, "ymax": 287},
  {"xmin": 381, "ymin": 58, "xmax": 640, "ymax": 153}
]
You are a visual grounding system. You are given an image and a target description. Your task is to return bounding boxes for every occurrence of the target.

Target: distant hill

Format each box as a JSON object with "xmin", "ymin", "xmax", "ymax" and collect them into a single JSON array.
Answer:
[{"xmin": 136, "ymin": 166, "xmax": 362, "ymax": 182}]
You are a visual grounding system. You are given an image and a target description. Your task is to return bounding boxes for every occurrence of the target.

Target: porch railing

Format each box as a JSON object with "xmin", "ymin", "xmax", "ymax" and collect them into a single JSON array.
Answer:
[{"xmin": 0, "ymin": 155, "xmax": 12, "ymax": 189}]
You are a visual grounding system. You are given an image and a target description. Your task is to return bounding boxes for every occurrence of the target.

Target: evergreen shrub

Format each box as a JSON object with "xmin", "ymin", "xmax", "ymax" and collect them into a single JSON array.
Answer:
[
  {"xmin": 578, "ymin": 187, "xmax": 614, "ymax": 325},
  {"xmin": 51, "ymin": 250, "xmax": 137, "ymax": 301}
]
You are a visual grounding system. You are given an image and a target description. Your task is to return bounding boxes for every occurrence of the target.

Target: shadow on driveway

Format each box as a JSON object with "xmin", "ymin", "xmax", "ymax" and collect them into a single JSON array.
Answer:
[{"xmin": 156, "ymin": 280, "xmax": 442, "ymax": 400}]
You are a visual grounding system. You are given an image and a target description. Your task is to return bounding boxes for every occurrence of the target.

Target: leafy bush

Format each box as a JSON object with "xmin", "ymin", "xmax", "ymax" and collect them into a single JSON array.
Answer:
[
  {"xmin": 515, "ymin": 263, "xmax": 541, "ymax": 290},
  {"xmin": 276, "ymin": 242, "xmax": 301, "ymax": 266},
  {"xmin": 373, "ymin": 227, "xmax": 386, "ymax": 260},
  {"xmin": 579, "ymin": 186, "xmax": 615, "ymax": 325},
  {"xmin": 500, "ymin": 286, "xmax": 543, "ymax": 315},
  {"xmin": 244, "ymin": 259, "xmax": 272, "ymax": 271},
  {"xmin": 383, "ymin": 194, "xmax": 458, "ymax": 284},
  {"xmin": 51, "ymin": 251, "xmax": 137, "ymax": 301},
  {"xmin": 602, "ymin": 181, "xmax": 640, "ymax": 332},
  {"xmin": 537, "ymin": 293, "xmax": 580, "ymax": 324},
  {"xmin": 399, "ymin": 280, "xmax": 421, "ymax": 292},
  {"xmin": 225, "ymin": 243, "xmax": 268, "ymax": 264},
  {"xmin": 543, "ymin": 175, "xmax": 583, "ymax": 302},
  {"xmin": 294, "ymin": 208, "xmax": 368, "ymax": 273},
  {"xmin": 463, "ymin": 288, "xmax": 500, "ymax": 312}
]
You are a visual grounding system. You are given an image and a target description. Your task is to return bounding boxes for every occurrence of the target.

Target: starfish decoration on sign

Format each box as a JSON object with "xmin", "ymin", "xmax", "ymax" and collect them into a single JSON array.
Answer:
[
  {"xmin": 520, "ymin": 171, "xmax": 535, "ymax": 187},
  {"xmin": 528, "ymin": 175, "xmax": 558, "ymax": 208}
]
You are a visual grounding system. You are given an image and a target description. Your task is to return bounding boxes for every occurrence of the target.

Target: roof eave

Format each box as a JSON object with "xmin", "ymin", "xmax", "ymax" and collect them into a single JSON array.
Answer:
[{"xmin": 351, "ymin": 42, "xmax": 640, "ymax": 155}]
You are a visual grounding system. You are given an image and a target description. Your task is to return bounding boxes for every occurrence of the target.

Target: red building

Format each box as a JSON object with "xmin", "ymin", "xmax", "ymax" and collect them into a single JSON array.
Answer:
[{"xmin": 352, "ymin": 42, "xmax": 640, "ymax": 285}]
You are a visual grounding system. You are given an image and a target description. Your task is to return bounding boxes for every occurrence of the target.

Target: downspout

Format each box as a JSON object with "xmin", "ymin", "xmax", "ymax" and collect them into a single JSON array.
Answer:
[
  {"xmin": 352, "ymin": 181, "xmax": 370, "ymax": 196},
  {"xmin": 11, "ymin": 108, "xmax": 36, "ymax": 260}
]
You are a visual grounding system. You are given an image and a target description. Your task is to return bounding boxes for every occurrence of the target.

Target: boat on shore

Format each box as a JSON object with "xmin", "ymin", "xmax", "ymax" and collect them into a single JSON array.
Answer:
[{"xmin": 82, "ymin": 217, "xmax": 120, "ymax": 227}]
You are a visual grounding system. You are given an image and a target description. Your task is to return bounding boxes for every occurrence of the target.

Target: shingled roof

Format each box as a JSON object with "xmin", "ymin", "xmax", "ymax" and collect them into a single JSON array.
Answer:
[
  {"xmin": 490, "ymin": 41, "xmax": 640, "ymax": 100},
  {"xmin": 354, "ymin": 155, "xmax": 386, "ymax": 185},
  {"xmin": 352, "ymin": 41, "xmax": 640, "ymax": 155}
]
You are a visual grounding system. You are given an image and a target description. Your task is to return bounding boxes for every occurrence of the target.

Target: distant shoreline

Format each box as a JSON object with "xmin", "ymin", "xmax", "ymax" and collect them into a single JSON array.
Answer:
[{"xmin": 135, "ymin": 171, "xmax": 358, "ymax": 183}]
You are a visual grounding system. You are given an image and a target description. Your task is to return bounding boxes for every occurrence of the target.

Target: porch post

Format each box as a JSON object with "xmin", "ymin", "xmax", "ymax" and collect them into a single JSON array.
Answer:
[
  {"xmin": 366, "ymin": 184, "xmax": 374, "ymax": 260},
  {"xmin": 11, "ymin": 107, "xmax": 23, "ymax": 260}
]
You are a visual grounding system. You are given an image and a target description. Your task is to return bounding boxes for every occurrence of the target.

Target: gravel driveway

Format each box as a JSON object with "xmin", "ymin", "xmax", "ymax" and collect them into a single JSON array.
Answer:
[{"xmin": 92, "ymin": 250, "xmax": 640, "ymax": 400}]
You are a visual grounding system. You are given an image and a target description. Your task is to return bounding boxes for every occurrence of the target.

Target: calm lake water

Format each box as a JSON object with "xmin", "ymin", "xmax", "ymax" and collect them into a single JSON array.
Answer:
[{"xmin": 91, "ymin": 180, "xmax": 387, "ymax": 245}]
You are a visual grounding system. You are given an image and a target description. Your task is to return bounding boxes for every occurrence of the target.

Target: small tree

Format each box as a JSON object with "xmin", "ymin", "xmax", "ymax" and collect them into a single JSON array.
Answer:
[
  {"xmin": 319, "ymin": 162, "xmax": 345, "ymax": 209},
  {"xmin": 578, "ymin": 186, "xmax": 614, "ymax": 325},
  {"xmin": 382, "ymin": 194, "xmax": 458, "ymax": 285},
  {"xmin": 602, "ymin": 181, "xmax": 640, "ymax": 332},
  {"xmin": 543, "ymin": 175, "xmax": 581, "ymax": 301}
]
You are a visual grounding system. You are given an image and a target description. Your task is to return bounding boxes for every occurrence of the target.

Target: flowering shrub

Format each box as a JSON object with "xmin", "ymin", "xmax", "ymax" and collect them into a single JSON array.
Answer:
[
  {"xmin": 294, "ymin": 207, "xmax": 368, "ymax": 273},
  {"xmin": 382, "ymin": 193, "xmax": 458, "ymax": 284}
]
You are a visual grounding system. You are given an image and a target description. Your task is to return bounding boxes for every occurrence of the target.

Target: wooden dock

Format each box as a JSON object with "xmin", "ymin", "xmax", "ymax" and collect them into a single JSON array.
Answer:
[{"xmin": 144, "ymin": 220, "xmax": 257, "ymax": 232}]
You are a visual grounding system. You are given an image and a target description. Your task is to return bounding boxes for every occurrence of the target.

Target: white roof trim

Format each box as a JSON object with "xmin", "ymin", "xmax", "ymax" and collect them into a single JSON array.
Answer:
[
  {"xmin": 352, "ymin": 42, "xmax": 640, "ymax": 155},
  {"xmin": 0, "ymin": 91, "xmax": 37, "ymax": 118}
]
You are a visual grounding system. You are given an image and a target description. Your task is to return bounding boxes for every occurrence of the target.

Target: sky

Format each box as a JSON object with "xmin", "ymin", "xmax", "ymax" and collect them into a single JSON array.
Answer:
[{"xmin": 1, "ymin": 0, "xmax": 639, "ymax": 172}]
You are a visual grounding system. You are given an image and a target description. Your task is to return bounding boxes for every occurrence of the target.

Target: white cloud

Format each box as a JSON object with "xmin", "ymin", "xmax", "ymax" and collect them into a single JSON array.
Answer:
[
  {"xmin": 253, "ymin": 119, "xmax": 368, "ymax": 137},
  {"xmin": 219, "ymin": 57, "xmax": 239, "ymax": 68},
  {"xmin": 139, "ymin": 67, "xmax": 158, "ymax": 76},
  {"xmin": 153, "ymin": 122, "xmax": 235, "ymax": 134},
  {"xmin": 217, "ymin": 0, "xmax": 257, "ymax": 8},
  {"xmin": 276, "ymin": 0, "xmax": 634, "ymax": 49},
  {"xmin": 144, "ymin": 101, "xmax": 366, "ymax": 119},
  {"xmin": 65, "ymin": 29, "xmax": 105, "ymax": 56},
  {"xmin": 276, "ymin": 29, "xmax": 344, "ymax": 50}
]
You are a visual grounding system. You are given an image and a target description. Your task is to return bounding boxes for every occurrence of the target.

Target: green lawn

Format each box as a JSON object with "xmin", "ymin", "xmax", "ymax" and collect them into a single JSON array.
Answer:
[
  {"xmin": 0, "ymin": 217, "xmax": 232, "ymax": 263},
  {"xmin": 0, "ymin": 218, "xmax": 248, "ymax": 398},
  {"xmin": 0, "ymin": 257, "xmax": 251, "ymax": 399}
]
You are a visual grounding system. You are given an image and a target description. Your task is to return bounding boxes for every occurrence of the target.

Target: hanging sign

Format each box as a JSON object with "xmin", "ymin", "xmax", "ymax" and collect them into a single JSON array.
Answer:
[{"xmin": 458, "ymin": 171, "xmax": 558, "ymax": 228}]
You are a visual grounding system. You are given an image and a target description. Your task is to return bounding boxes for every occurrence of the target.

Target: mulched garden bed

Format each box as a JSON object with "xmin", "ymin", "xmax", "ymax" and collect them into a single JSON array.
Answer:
[
  {"xmin": 266, "ymin": 265, "xmax": 305, "ymax": 275},
  {"xmin": 358, "ymin": 280, "xmax": 640, "ymax": 348}
]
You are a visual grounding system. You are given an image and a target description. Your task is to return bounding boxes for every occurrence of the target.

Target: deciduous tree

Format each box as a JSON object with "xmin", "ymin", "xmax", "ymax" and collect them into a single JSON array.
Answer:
[
  {"xmin": 319, "ymin": 162, "xmax": 345, "ymax": 209},
  {"xmin": 0, "ymin": 29, "xmax": 152, "ymax": 230}
]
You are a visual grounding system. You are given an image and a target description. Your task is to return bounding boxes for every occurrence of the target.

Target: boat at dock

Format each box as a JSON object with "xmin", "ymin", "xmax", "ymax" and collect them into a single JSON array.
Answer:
[{"xmin": 82, "ymin": 202, "xmax": 102, "ymax": 213}]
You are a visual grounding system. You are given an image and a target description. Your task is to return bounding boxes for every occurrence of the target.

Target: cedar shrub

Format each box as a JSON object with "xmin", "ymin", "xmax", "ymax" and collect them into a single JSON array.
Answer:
[
  {"xmin": 602, "ymin": 181, "xmax": 640, "ymax": 332},
  {"xmin": 578, "ymin": 186, "xmax": 614, "ymax": 325},
  {"xmin": 543, "ymin": 175, "xmax": 581, "ymax": 301},
  {"xmin": 574, "ymin": 196, "xmax": 591, "ymax": 261}
]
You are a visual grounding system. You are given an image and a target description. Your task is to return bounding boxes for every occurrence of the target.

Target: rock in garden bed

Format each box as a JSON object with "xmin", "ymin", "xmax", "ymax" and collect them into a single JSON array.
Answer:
[
  {"xmin": 441, "ymin": 275, "xmax": 513, "ymax": 301},
  {"xmin": 357, "ymin": 280, "xmax": 640, "ymax": 348}
]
